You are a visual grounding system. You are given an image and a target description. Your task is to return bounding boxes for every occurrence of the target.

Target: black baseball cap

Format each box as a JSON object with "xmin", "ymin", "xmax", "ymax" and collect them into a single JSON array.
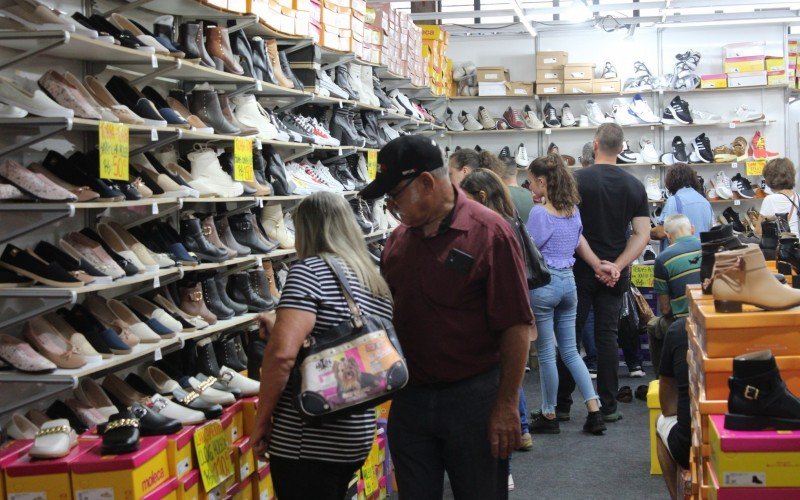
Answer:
[{"xmin": 359, "ymin": 135, "xmax": 444, "ymax": 200}]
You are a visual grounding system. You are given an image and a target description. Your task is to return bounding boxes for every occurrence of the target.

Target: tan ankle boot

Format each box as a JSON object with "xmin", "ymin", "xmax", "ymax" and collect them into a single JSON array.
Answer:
[
  {"xmin": 263, "ymin": 260, "xmax": 280, "ymax": 299},
  {"xmin": 179, "ymin": 283, "xmax": 218, "ymax": 325},
  {"xmin": 206, "ymin": 27, "xmax": 243, "ymax": 75},
  {"xmin": 712, "ymin": 244, "xmax": 800, "ymax": 312},
  {"xmin": 266, "ymin": 39, "xmax": 293, "ymax": 89},
  {"xmin": 260, "ymin": 204, "xmax": 294, "ymax": 249}
]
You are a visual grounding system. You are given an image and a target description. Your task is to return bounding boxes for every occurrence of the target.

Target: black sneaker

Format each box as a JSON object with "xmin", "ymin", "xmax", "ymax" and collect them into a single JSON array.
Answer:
[
  {"xmin": 663, "ymin": 96, "xmax": 692, "ymax": 124},
  {"xmin": 617, "ymin": 141, "xmax": 638, "ymax": 163},
  {"xmin": 498, "ymin": 146, "xmax": 511, "ymax": 160},
  {"xmin": 731, "ymin": 173, "xmax": 755, "ymax": 199},
  {"xmin": 672, "ymin": 136, "xmax": 689, "ymax": 163},
  {"xmin": 583, "ymin": 412, "xmax": 607, "ymax": 435},
  {"xmin": 691, "ymin": 133, "xmax": 713, "ymax": 163},
  {"xmin": 543, "ymin": 103, "xmax": 561, "ymax": 128},
  {"xmin": 531, "ymin": 408, "xmax": 570, "ymax": 422},
  {"xmin": 529, "ymin": 413, "xmax": 561, "ymax": 434},
  {"xmin": 723, "ymin": 207, "xmax": 747, "ymax": 233}
]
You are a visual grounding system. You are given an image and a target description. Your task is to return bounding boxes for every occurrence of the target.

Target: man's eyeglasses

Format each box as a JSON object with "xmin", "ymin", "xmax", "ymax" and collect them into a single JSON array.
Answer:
[{"xmin": 386, "ymin": 176, "xmax": 418, "ymax": 202}]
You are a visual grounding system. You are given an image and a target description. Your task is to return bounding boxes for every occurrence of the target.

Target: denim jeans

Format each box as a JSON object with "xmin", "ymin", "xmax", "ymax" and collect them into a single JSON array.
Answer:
[
  {"xmin": 532, "ymin": 268, "xmax": 599, "ymax": 415},
  {"xmin": 582, "ymin": 309, "xmax": 596, "ymax": 369},
  {"xmin": 557, "ymin": 261, "xmax": 627, "ymax": 415},
  {"xmin": 388, "ymin": 368, "xmax": 509, "ymax": 500}
]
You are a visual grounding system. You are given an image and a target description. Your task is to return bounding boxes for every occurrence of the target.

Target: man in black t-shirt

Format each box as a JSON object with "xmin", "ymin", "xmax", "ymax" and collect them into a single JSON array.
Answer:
[
  {"xmin": 657, "ymin": 318, "xmax": 691, "ymax": 498},
  {"xmin": 556, "ymin": 123, "xmax": 651, "ymax": 421}
]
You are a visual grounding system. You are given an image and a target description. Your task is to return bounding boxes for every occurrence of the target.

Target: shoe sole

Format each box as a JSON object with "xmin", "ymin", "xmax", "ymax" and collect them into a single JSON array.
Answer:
[
  {"xmin": 602, "ymin": 414, "xmax": 623, "ymax": 422},
  {"xmin": 530, "ymin": 427, "xmax": 560, "ymax": 434},
  {"xmin": 725, "ymin": 412, "xmax": 800, "ymax": 430},
  {"xmin": 0, "ymin": 262, "xmax": 84, "ymax": 288}
]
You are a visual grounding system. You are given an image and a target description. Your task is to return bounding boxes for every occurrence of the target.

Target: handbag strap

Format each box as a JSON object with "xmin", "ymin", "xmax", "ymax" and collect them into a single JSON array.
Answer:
[
  {"xmin": 322, "ymin": 256, "xmax": 365, "ymax": 329},
  {"xmin": 781, "ymin": 192, "xmax": 799, "ymax": 232}
]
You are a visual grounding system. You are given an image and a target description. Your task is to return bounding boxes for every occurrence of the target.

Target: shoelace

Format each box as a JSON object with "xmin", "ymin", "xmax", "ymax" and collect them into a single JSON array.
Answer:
[{"xmin": 512, "ymin": 109, "xmax": 523, "ymax": 122}]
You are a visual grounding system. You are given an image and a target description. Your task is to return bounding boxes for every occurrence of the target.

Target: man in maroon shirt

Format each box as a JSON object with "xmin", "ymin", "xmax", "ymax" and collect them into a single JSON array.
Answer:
[{"xmin": 360, "ymin": 135, "xmax": 533, "ymax": 499}]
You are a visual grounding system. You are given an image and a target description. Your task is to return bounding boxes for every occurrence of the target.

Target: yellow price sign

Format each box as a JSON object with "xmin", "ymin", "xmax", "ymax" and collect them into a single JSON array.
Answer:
[
  {"xmin": 99, "ymin": 121, "xmax": 129, "ymax": 181},
  {"xmin": 631, "ymin": 264, "xmax": 654, "ymax": 288},
  {"xmin": 361, "ymin": 462, "xmax": 378, "ymax": 497},
  {"xmin": 233, "ymin": 137, "xmax": 255, "ymax": 182},
  {"xmin": 367, "ymin": 150, "xmax": 378, "ymax": 181},
  {"xmin": 193, "ymin": 420, "xmax": 234, "ymax": 492},
  {"xmin": 746, "ymin": 160, "xmax": 766, "ymax": 177}
]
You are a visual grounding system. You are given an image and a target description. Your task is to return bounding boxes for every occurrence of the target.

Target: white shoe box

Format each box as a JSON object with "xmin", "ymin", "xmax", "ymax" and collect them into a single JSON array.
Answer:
[
  {"xmin": 727, "ymin": 71, "xmax": 768, "ymax": 88},
  {"xmin": 478, "ymin": 82, "xmax": 507, "ymax": 96}
]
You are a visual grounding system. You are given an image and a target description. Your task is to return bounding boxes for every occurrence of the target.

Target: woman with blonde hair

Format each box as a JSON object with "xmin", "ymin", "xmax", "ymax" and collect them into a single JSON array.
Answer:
[{"xmin": 250, "ymin": 191, "xmax": 392, "ymax": 500}]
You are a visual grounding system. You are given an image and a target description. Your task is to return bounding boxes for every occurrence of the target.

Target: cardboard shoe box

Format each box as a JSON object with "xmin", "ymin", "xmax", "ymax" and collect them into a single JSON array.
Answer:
[
  {"xmin": 71, "ymin": 436, "xmax": 170, "ymax": 499},
  {"xmin": 536, "ymin": 83, "xmax": 563, "ymax": 95},
  {"xmin": 505, "ymin": 81, "xmax": 534, "ymax": 96},
  {"xmin": 536, "ymin": 50, "xmax": 568, "ymax": 68},
  {"xmin": 5, "ymin": 441, "xmax": 96, "ymax": 500},
  {"xmin": 0, "ymin": 440, "xmax": 33, "ymax": 495},
  {"xmin": 592, "ymin": 78, "xmax": 621, "ymax": 93},
  {"xmin": 536, "ymin": 68, "xmax": 564, "ymax": 83},
  {"xmin": 233, "ymin": 437, "xmax": 256, "ymax": 482},
  {"xmin": 563, "ymin": 63, "xmax": 595, "ymax": 80},
  {"xmin": 724, "ymin": 56, "xmax": 766, "ymax": 74},
  {"xmin": 221, "ymin": 400, "xmax": 244, "ymax": 444},
  {"xmin": 563, "ymin": 80, "xmax": 593, "ymax": 94},
  {"xmin": 242, "ymin": 396, "xmax": 259, "ymax": 437},
  {"xmin": 255, "ymin": 460, "xmax": 277, "ymax": 500},
  {"xmin": 477, "ymin": 66, "xmax": 508, "ymax": 83},
  {"xmin": 142, "ymin": 476, "xmax": 179, "ymax": 500}
]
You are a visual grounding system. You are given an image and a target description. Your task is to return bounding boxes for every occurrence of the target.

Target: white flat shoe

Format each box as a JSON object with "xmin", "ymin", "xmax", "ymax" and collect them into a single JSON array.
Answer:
[
  {"xmin": 187, "ymin": 376, "xmax": 236, "ymax": 406},
  {"xmin": 29, "ymin": 419, "xmax": 77, "ymax": 459},
  {"xmin": 146, "ymin": 366, "xmax": 182, "ymax": 394},
  {"xmin": 75, "ymin": 378, "xmax": 118, "ymax": 419},
  {"xmin": 7, "ymin": 413, "xmax": 39, "ymax": 440},
  {"xmin": 150, "ymin": 393, "xmax": 205, "ymax": 425},
  {"xmin": 219, "ymin": 366, "xmax": 260, "ymax": 396}
]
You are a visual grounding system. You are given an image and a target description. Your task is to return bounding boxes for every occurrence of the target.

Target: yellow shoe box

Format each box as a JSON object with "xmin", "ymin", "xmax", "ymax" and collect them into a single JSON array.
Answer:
[
  {"xmin": 233, "ymin": 437, "xmax": 256, "ymax": 482},
  {"xmin": 71, "ymin": 436, "xmax": 170, "ymax": 498},
  {"xmin": 724, "ymin": 56, "xmax": 766, "ymax": 73},
  {"xmin": 241, "ymin": 396, "xmax": 259, "ymax": 437},
  {"xmin": 646, "ymin": 379, "xmax": 662, "ymax": 475},
  {"xmin": 179, "ymin": 469, "xmax": 201, "ymax": 500},
  {"xmin": 168, "ymin": 425, "xmax": 197, "ymax": 479},
  {"xmin": 143, "ymin": 476, "xmax": 179, "ymax": 500},
  {"xmin": 710, "ymin": 414, "xmax": 800, "ymax": 487},
  {"xmin": 0, "ymin": 439, "xmax": 33, "ymax": 495},
  {"xmin": 226, "ymin": 473, "xmax": 254, "ymax": 499},
  {"xmin": 701, "ymin": 74, "xmax": 728, "ymax": 89},
  {"xmin": 254, "ymin": 461, "xmax": 277, "ymax": 500},
  {"xmin": 222, "ymin": 400, "xmax": 244, "ymax": 444},
  {"xmin": 5, "ymin": 440, "xmax": 95, "ymax": 500}
]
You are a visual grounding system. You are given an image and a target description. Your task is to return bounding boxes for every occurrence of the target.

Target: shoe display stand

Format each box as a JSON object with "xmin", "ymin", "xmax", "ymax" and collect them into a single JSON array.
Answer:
[{"xmin": 0, "ymin": 0, "xmax": 413, "ymax": 429}]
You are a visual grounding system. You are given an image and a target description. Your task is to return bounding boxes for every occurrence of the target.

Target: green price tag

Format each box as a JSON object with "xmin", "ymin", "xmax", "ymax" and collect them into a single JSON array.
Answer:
[
  {"xmin": 193, "ymin": 420, "xmax": 234, "ymax": 492},
  {"xmin": 367, "ymin": 150, "xmax": 378, "ymax": 181},
  {"xmin": 631, "ymin": 264, "xmax": 654, "ymax": 288},
  {"xmin": 746, "ymin": 160, "xmax": 765, "ymax": 177},
  {"xmin": 99, "ymin": 121, "xmax": 129, "ymax": 181},
  {"xmin": 234, "ymin": 137, "xmax": 255, "ymax": 182}
]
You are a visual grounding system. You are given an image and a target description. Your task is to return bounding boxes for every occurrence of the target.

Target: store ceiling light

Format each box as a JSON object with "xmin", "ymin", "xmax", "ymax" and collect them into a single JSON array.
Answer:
[
  {"xmin": 563, "ymin": 0, "xmax": 594, "ymax": 23},
  {"xmin": 508, "ymin": 0, "xmax": 537, "ymax": 38}
]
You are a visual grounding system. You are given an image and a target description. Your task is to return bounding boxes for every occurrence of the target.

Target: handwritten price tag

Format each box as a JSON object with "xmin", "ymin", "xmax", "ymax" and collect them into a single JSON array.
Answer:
[
  {"xmin": 367, "ymin": 150, "xmax": 378, "ymax": 181},
  {"xmin": 99, "ymin": 121, "xmax": 129, "ymax": 181},
  {"xmin": 233, "ymin": 137, "xmax": 255, "ymax": 182},
  {"xmin": 631, "ymin": 264, "xmax": 654, "ymax": 288},
  {"xmin": 193, "ymin": 421, "xmax": 234, "ymax": 492},
  {"xmin": 746, "ymin": 160, "xmax": 765, "ymax": 177}
]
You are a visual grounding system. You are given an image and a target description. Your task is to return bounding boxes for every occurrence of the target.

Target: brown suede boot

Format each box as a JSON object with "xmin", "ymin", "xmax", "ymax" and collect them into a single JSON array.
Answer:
[
  {"xmin": 206, "ymin": 26, "xmax": 243, "ymax": 75},
  {"xmin": 266, "ymin": 38, "xmax": 293, "ymax": 89},
  {"xmin": 712, "ymin": 244, "xmax": 800, "ymax": 312},
  {"xmin": 179, "ymin": 283, "xmax": 218, "ymax": 325},
  {"xmin": 263, "ymin": 260, "xmax": 280, "ymax": 299},
  {"xmin": 201, "ymin": 215, "xmax": 236, "ymax": 259}
]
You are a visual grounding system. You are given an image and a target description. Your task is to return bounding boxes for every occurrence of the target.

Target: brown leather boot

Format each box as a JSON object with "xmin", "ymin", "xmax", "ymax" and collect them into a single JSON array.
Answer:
[
  {"xmin": 712, "ymin": 244, "xmax": 800, "ymax": 313},
  {"xmin": 263, "ymin": 260, "xmax": 280, "ymax": 299},
  {"xmin": 201, "ymin": 215, "xmax": 237, "ymax": 259},
  {"xmin": 266, "ymin": 38, "xmax": 293, "ymax": 89},
  {"xmin": 179, "ymin": 283, "xmax": 218, "ymax": 325},
  {"xmin": 206, "ymin": 27, "xmax": 243, "ymax": 75}
]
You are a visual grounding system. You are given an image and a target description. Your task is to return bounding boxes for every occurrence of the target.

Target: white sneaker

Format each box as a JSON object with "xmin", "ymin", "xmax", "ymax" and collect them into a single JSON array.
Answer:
[
  {"xmin": 317, "ymin": 69, "xmax": 349, "ymax": 99},
  {"xmin": 639, "ymin": 137, "xmax": 661, "ymax": 163},
  {"xmin": 578, "ymin": 115, "xmax": 589, "ymax": 127},
  {"xmin": 523, "ymin": 104, "xmax": 544, "ymax": 129},
  {"xmin": 618, "ymin": 141, "xmax": 641, "ymax": 163},
  {"xmin": 645, "ymin": 176, "xmax": 662, "ymax": 201},
  {"xmin": 515, "ymin": 143, "xmax": 529, "ymax": 167},
  {"xmin": 478, "ymin": 106, "xmax": 496, "ymax": 129},
  {"xmin": 232, "ymin": 94, "xmax": 278, "ymax": 141},
  {"xmin": 561, "ymin": 103, "xmax": 576, "ymax": 127},
  {"xmin": 311, "ymin": 161, "xmax": 345, "ymax": 192},
  {"xmin": 186, "ymin": 147, "xmax": 244, "ymax": 197},
  {"xmin": 613, "ymin": 103, "xmax": 640, "ymax": 126},
  {"xmin": 445, "ymin": 107, "xmax": 464, "ymax": 131},
  {"xmin": 508, "ymin": 474, "xmax": 515, "ymax": 491},
  {"xmin": 712, "ymin": 171, "xmax": 733, "ymax": 199},
  {"xmin": 629, "ymin": 94, "xmax": 661, "ymax": 124},
  {"xmin": 730, "ymin": 105, "xmax": 764, "ymax": 123},
  {"xmin": 459, "ymin": 110, "xmax": 483, "ymax": 131},
  {"xmin": 585, "ymin": 100, "xmax": 609, "ymax": 126},
  {"xmin": 691, "ymin": 109, "xmax": 722, "ymax": 125}
]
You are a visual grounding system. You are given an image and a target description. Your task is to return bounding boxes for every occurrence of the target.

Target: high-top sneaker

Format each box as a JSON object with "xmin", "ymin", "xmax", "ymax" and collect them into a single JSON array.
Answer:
[
  {"xmin": 515, "ymin": 143, "xmax": 529, "ymax": 167},
  {"xmin": 335, "ymin": 65, "xmax": 358, "ymax": 100},
  {"xmin": 360, "ymin": 65, "xmax": 380, "ymax": 107},
  {"xmin": 187, "ymin": 147, "xmax": 244, "ymax": 197},
  {"xmin": 372, "ymin": 76, "xmax": 395, "ymax": 109},
  {"xmin": 711, "ymin": 244, "xmax": 800, "ymax": 312},
  {"xmin": 349, "ymin": 198, "xmax": 373, "ymax": 234},
  {"xmin": 748, "ymin": 131, "xmax": 779, "ymax": 160},
  {"xmin": 699, "ymin": 224, "xmax": 744, "ymax": 294},
  {"xmin": 725, "ymin": 350, "xmax": 800, "ymax": 430},
  {"xmin": 361, "ymin": 111, "xmax": 383, "ymax": 147},
  {"xmin": 777, "ymin": 234, "xmax": 800, "ymax": 276},
  {"xmin": 347, "ymin": 63, "xmax": 367, "ymax": 105}
]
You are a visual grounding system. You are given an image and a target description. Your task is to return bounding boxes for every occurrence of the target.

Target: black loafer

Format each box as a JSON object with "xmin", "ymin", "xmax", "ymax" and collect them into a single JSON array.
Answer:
[
  {"xmin": 0, "ymin": 244, "xmax": 83, "ymax": 288},
  {"xmin": 34, "ymin": 241, "xmax": 108, "ymax": 281},
  {"xmin": 46, "ymin": 399, "xmax": 89, "ymax": 434},
  {"xmin": 101, "ymin": 411, "xmax": 141, "ymax": 455},
  {"xmin": 616, "ymin": 386, "xmax": 633, "ymax": 403},
  {"xmin": 130, "ymin": 402, "xmax": 182, "ymax": 435}
]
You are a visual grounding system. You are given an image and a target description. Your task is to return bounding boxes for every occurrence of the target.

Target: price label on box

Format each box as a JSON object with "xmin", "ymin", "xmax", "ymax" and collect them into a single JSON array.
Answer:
[
  {"xmin": 631, "ymin": 264, "xmax": 654, "ymax": 288},
  {"xmin": 746, "ymin": 160, "xmax": 766, "ymax": 176},
  {"xmin": 367, "ymin": 150, "xmax": 378, "ymax": 181},
  {"xmin": 194, "ymin": 421, "xmax": 234, "ymax": 492},
  {"xmin": 233, "ymin": 137, "xmax": 255, "ymax": 182},
  {"xmin": 99, "ymin": 121, "xmax": 129, "ymax": 181}
]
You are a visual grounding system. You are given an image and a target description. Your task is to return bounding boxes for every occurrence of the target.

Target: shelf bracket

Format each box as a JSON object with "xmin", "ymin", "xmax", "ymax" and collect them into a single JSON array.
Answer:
[
  {"xmin": 0, "ymin": 203, "xmax": 75, "ymax": 246},
  {"xmin": 321, "ymin": 148, "xmax": 359, "ymax": 164},
  {"xmin": 122, "ymin": 201, "xmax": 182, "ymax": 229},
  {"xmin": 129, "ymin": 130, "xmax": 181, "ymax": 156},
  {"xmin": 283, "ymin": 146, "xmax": 314, "ymax": 162},
  {"xmin": 217, "ymin": 258, "xmax": 260, "ymax": 278},
  {"xmin": 112, "ymin": 268, "xmax": 184, "ymax": 300},
  {"xmin": 273, "ymin": 95, "xmax": 314, "ymax": 113},
  {"xmin": 226, "ymin": 82, "xmax": 258, "ymax": 99},
  {"xmin": 0, "ymin": 30, "xmax": 68, "ymax": 72},
  {"xmin": 321, "ymin": 54, "xmax": 355, "ymax": 72},
  {"xmin": 225, "ymin": 16, "xmax": 258, "ymax": 34},
  {"xmin": 126, "ymin": 60, "xmax": 182, "ymax": 87},
  {"xmin": 0, "ymin": 118, "xmax": 72, "ymax": 158},
  {"xmin": 0, "ymin": 289, "xmax": 76, "ymax": 331},
  {"xmin": 283, "ymin": 39, "xmax": 314, "ymax": 55}
]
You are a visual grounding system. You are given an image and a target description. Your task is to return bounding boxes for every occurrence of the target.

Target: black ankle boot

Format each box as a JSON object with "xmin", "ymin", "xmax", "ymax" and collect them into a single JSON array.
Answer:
[
  {"xmin": 777, "ymin": 235, "xmax": 800, "ymax": 275},
  {"xmin": 361, "ymin": 111, "xmax": 384, "ymax": 147},
  {"xmin": 232, "ymin": 333, "xmax": 248, "ymax": 367},
  {"xmin": 330, "ymin": 108, "xmax": 365, "ymax": 147},
  {"xmin": 761, "ymin": 220, "xmax": 781, "ymax": 261},
  {"xmin": 215, "ymin": 335, "xmax": 248, "ymax": 372},
  {"xmin": 349, "ymin": 198, "xmax": 374, "ymax": 234},
  {"xmin": 700, "ymin": 224, "xmax": 744, "ymax": 294},
  {"xmin": 196, "ymin": 338, "xmax": 222, "ymax": 376},
  {"xmin": 263, "ymin": 146, "xmax": 291, "ymax": 196},
  {"xmin": 228, "ymin": 213, "xmax": 273, "ymax": 254},
  {"xmin": 248, "ymin": 269, "xmax": 276, "ymax": 310},
  {"xmin": 725, "ymin": 350, "xmax": 800, "ymax": 430},
  {"xmin": 214, "ymin": 274, "xmax": 247, "ymax": 315},
  {"xmin": 227, "ymin": 272, "xmax": 271, "ymax": 312},
  {"xmin": 201, "ymin": 277, "xmax": 234, "ymax": 320},
  {"xmin": 335, "ymin": 65, "xmax": 358, "ymax": 100},
  {"xmin": 180, "ymin": 217, "xmax": 229, "ymax": 263}
]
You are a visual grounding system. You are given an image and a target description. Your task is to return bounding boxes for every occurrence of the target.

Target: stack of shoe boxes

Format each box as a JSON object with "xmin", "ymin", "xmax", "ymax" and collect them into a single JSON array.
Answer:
[
  {"xmin": 535, "ymin": 51, "xmax": 620, "ymax": 95},
  {"xmin": 315, "ymin": 0, "xmax": 354, "ymax": 52},
  {"xmin": 419, "ymin": 24, "xmax": 451, "ymax": 95},
  {"xmin": 477, "ymin": 67, "xmax": 509, "ymax": 96},
  {"xmin": 686, "ymin": 282, "xmax": 800, "ymax": 498},
  {"xmin": 248, "ymin": 0, "xmax": 300, "ymax": 35},
  {"xmin": 724, "ymin": 42, "xmax": 768, "ymax": 88},
  {"xmin": 562, "ymin": 62, "xmax": 595, "ymax": 94},
  {"xmin": 536, "ymin": 51, "xmax": 568, "ymax": 95}
]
